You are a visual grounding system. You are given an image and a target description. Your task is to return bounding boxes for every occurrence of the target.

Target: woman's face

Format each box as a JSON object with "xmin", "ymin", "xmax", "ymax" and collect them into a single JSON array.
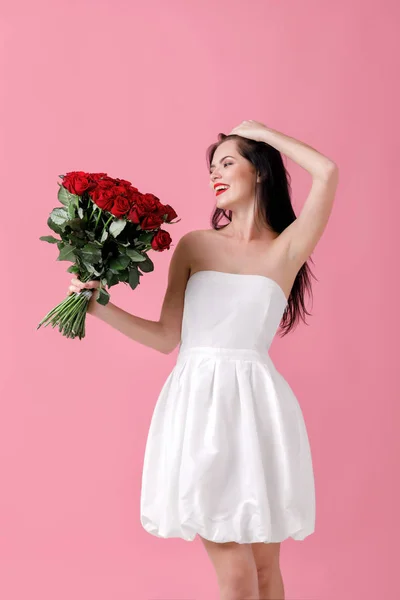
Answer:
[{"xmin": 209, "ymin": 140, "xmax": 259, "ymax": 209}]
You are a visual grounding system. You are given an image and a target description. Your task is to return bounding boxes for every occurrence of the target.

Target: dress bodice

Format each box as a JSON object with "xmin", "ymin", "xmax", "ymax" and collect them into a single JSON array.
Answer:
[{"xmin": 178, "ymin": 270, "xmax": 288, "ymax": 356}]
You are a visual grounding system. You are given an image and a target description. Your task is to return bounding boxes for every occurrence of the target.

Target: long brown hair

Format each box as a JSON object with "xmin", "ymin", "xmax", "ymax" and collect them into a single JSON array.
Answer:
[{"xmin": 206, "ymin": 133, "xmax": 317, "ymax": 337}]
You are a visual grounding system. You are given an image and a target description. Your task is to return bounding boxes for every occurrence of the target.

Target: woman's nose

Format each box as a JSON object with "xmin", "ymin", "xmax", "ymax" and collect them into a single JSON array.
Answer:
[{"xmin": 212, "ymin": 171, "xmax": 221, "ymax": 182}]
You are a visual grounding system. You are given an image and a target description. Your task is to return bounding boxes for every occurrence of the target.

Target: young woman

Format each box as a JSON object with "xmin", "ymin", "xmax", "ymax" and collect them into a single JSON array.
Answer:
[{"xmin": 68, "ymin": 120, "xmax": 339, "ymax": 600}]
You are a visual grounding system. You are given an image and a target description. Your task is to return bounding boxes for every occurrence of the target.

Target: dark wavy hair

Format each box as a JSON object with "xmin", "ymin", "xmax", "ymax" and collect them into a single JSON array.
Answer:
[{"xmin": 206, "ymin": 133, "xmax": 317, "ymax": 337}]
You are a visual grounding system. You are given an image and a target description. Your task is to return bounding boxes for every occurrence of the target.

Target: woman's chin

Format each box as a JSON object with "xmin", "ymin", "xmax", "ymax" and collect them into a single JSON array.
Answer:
[{"xmin": 216, "ymin": 199, "xmax": 234, "ymax": 210}]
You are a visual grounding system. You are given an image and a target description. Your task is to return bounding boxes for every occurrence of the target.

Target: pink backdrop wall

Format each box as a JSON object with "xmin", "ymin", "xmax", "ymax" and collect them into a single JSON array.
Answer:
[{"xmin": 1, "ymin": 1, "xmax": 398, "ymax": 598}]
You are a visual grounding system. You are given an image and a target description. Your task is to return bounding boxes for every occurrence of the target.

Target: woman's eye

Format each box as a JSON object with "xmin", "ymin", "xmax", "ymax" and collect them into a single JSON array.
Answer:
[{"xmin": 210, "ymin": 162, "xmax": 232, "ymax": 175}]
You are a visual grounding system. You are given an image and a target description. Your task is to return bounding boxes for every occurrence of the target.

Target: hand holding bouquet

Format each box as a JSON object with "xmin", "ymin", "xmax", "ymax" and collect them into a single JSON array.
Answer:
[{"xmin": 37, "ymin": 171, "xmax": 179, "ymax": 339}]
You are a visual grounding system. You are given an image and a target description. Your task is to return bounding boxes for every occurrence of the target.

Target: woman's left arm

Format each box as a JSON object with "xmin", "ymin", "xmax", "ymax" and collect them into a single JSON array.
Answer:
[
  {"xmin": 230, "ymin": 120, "xmax": 337, "ymax": 178},
  {"xmin": 230, "ymin": 120, "xmax": 339, "ymax": 265}
]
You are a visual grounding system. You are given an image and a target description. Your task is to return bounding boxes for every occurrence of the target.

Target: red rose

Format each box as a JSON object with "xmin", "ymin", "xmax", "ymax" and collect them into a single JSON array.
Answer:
[
  {"xmin": 151, "ymin": 229, "xmax": 172, "ymax": 251},
  {"xmin": 140, "ymin": 213, "xmax": 164, "ymax": 230},
  {"xmin": 90, "ymin": 187, "xmax": 115, "ymax": 212},
  {"xmin": 90, "ymin": 172, "xmax": 108, "ymax": 181},
  {"xmin": 96, "ymin": 177, "xmax": 115, "ymax": 189},
  {"xmin": 126, "ymin": 188, "xmax": 142, "ymax": 204},
  {"xmin": 62, "ymin": 171, "xmax": 97, "ymax": 196},
  {"xmin": 127, "ymin": 208, "xmax": 139, "ymax": 223},
  {"xmin": 133, "ymin": 193, "xmax": 163, "ymax": 218},
  {"xmin": 115, "ymin": 177, "xmax": 133, "ymax": 187},
  {"xmin": 110, "ymin": 194, "xmax": 133, "ymax": 218},
  {"xmin": 126, "ymin": 193, "xmax": 158, "ymax": 223},
  {"xmin": 142, "ymin": 193, "xmax": 162, "ymax": 211},
  {"xmin": 159, "ymin": 204, "xmax": 178, "ymax": 222}
]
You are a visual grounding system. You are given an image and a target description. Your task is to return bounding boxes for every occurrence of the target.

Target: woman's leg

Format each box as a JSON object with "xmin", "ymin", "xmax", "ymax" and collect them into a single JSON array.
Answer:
[
  {"xmin": 251, "ymin": 542, "xmax": 285, "ymax": 600},
  {"xmin": 198, "ymin": 534, "xmax": 260, "ymax": 599}
]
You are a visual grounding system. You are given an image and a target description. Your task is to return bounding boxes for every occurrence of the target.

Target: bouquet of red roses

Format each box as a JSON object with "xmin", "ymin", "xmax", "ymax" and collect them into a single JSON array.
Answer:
[{"xmin": 37, "ymin": 171, "xmax": 179, "ymax": 339}]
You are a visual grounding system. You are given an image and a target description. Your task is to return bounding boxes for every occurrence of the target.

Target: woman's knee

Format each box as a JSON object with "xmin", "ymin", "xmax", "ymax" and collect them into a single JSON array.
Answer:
[{"xmin": 198, "ymin": 536, "xmax": 258, "ymax": 588}]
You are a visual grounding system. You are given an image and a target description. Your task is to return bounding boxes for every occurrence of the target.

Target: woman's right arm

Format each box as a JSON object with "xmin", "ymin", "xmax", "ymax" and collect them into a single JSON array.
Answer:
[{"xmin": 73, "ymin": 232, "xmax": 193, "ymax": 354}]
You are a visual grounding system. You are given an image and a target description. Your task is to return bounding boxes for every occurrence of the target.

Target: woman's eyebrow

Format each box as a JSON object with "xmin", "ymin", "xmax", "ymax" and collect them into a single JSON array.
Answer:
[{"xmin": 210, "ymin": 155, "xmax": 235, "ymax": 169}]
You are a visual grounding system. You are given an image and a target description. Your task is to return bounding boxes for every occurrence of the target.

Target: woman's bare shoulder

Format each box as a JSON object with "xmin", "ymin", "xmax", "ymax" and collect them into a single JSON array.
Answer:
[
  {"xmin": 181, "ymin": 229, "xmax": 210, "ymax": 257},
  {"xmin": 185, "ymin": 227, "xmax": 215, "ymax": 236},
  {"xmin": 182, "ymin": 229, "xmax": 223, "ymax": 272},
  {"xmin": 183, "ymin": 228, "xmax": 217, "ymax": 244}
]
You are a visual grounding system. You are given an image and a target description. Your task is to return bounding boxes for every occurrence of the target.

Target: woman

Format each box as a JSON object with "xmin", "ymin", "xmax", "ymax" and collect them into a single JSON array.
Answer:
[{"xmin": 69, "ymin": 120, "xmax": 339, "ymax": 600}]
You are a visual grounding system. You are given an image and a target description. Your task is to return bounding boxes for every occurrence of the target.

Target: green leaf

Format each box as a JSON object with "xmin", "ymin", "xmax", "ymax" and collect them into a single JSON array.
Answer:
[
  {"xmin": 68, "ymin": 232, "xmax": 86, "ymax": 248},
  {"xmin": 39, "ymin": 235, "xmax": 59, "ymax": 244},
  {"xmin": 96, "ymin": 287, "xmax": 110, "ymax": 306},
  {"xmin": 125, "ymin": 247, "xmax": 146, "ymax": 262},
  {"xmin": 128, "ymin": 267, "xmax": 140, "ymax": 290},
  {"xmin": 140, "ymin": 232, "xmax": 155, "ymax": 244},
  {"xmin": 137, "ymin": 255, "xmax": 154, "ymax": 273},
  {"xmin": 57, "ymin": 245, "xmax": 76, "ymax": 262},
  {"xmin": 79, "ymin": 242, "xmax": 102, "ymax": 264},
  {"xmin": 68, "ymin": 201, "xmax": 77, "ymax": 219},
  {"xmin": 47, "ymin": 218, "xmax": 62, "ymax": 235},
  {"xmin": 118, "ymin": 269, "xmax": 129, "ymax": 282},
  {"xmin": 109, "ymin": 219, "xmax": 126, "ymax": 238},
  {"xmin": 67, "ymin": 217, "xmax": 86, "ymax": 232},
  {"xmin": 49, "ymin": 207, "xmax": 69, "ymax": 227},
  {"xmin": 105, "ymin": 270, "xmax": 119, "ymax": 287},
  {"xmin": 82, "ymin": 262, "xmax": 95, "ymax": 274},
  {"xmin": 58, "ymin": 185, "xmax": 79, "ymax": 207},
  {"xmin": 100, "ymin": 229, "xmax": 108, "ymax": 243},
  {"xmin": 108, "ymin": 254, "xmax": 131, "ymax": 272},
  {"xmin": 67, "ymin": 265, "xmax": 80, "ymax": 273}
]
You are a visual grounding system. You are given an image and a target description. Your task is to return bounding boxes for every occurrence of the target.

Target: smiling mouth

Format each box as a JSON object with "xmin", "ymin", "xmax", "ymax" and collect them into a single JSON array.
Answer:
[{"xmin": 216, "ymin": 188, "xmax": 229, "ymax": 196}]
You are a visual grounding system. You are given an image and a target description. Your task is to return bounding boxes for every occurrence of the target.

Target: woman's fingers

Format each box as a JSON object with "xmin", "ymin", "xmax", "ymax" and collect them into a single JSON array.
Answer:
[
  {"xmin": 68, "ymin": 278, "xmax": 100, "ymax": 295},
  {"xmin": 68, "ymin": 281, "xmax": 82, "ymax": 295}
]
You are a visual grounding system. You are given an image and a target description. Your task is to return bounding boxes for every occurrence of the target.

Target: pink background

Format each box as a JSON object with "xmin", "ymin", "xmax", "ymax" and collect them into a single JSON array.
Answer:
[{"xmin": 1, "ymin": 1, "xmax": 398, "ymax": 598}]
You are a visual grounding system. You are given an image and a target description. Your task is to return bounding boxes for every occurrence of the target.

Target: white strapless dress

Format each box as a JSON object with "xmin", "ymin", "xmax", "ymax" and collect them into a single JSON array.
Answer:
[{"xmin": 140, "ymin": 270, "xmax": 316, "ymax": 544}]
